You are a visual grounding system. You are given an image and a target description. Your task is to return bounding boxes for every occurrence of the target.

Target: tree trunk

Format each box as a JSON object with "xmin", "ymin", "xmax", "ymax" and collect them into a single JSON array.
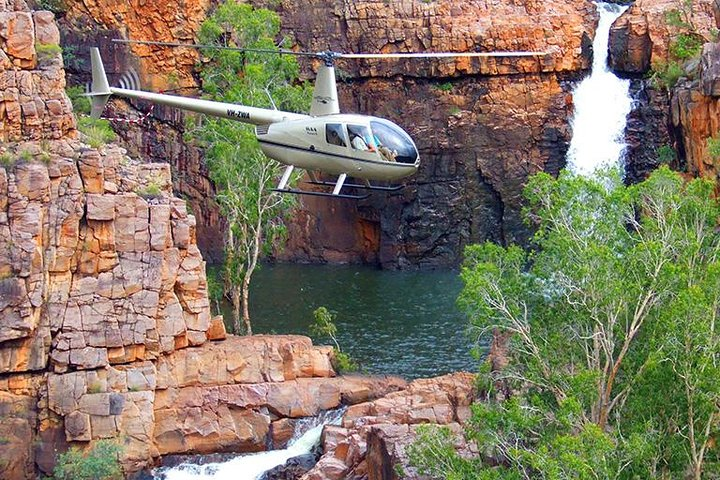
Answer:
[
  {"xmin": 231, "ymin": 287, "xmax": 242, "ymax": 334},
  {"xmin": 242, "ymin": 273, "xmax": 252, "ymax": 335}
]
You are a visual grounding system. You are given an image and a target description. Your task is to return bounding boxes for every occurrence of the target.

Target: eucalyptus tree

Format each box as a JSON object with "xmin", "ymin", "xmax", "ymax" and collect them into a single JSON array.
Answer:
[
  {"xmin": 189, "ymin": 2, "xmax": 311, "ymax": 334},
  {"xmin": 410, "ymin": 167, "xmax": 720, "ymax": 479}
]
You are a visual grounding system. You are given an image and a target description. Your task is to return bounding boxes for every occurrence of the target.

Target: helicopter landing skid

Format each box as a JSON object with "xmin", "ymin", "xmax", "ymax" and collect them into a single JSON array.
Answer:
[
  {"xmin": 306, "ymin": 180, "xmax": 405, "ymax": 192},
  {"xmin": 272, "ymin": 188, "xmax": 370, "ymax": 200}
]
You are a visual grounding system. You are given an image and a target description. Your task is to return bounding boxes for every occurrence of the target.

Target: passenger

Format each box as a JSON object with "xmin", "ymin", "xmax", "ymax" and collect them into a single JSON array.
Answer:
[
  {"xmin": 378, "ymin": 145, "xmax": 397, "ymax": 162},
  {"xmin": 372, "ymin": 134, "xmax": 396, "ymax": 161},
  {"xmin": 351, "ymin": 132, "xmax": 370, "ymax": 151},
  {"xmin": 328, "ymin": 129, "xmax": 344, "ymax": 146}
]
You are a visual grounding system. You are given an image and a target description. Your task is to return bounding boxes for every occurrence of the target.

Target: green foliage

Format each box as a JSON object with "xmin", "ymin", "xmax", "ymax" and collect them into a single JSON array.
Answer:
[
  {"xmin": 651, "ymin": 60, "xmax": 685, "ymax": 89},
  {"xmin": 665, "ymin": 8, "xmax": 692, "ymax": 30},
  {"xmin": 135, "ymin": 183, "xmax": 161, "ymax": 199},
  {"xmin": 0, "ymin": 152, "xmax": 14, "ymax": 168},
  {"xmin": 206, "ymin": 264, "xmax": 225, "ymax": 317},
  {"xmin": 407, "ymin": 425, "xmax": 483, "ymax": 479},
  {"xmin": 411, "ymin": 167, "xmax": 720, "ymax": 479},
  {"xmin": 35, "ymin": 43, "xmax": 62, "ymax": 62},
  {"xmin": 310, "ymin": 307, "xmax": 358, "ymax": 373},
  {"xmin": 66, "ymin": 85, "xmax": 91, "ymax": 115},
  {"xmin": 707, "ymin": 134, "xmax": 720, "ymax": 161},
  {"xmin": 657, "ymin": 143, "xmax": 677, "ymax": 164},
  {"xmin": 434, "ymin": 82, "xmax": 453, "ymax": 92},
  {"xmin": 34, "ymin": 0, "xmax": 66, "ymax": 14},
  {"xmin": 332, "ymin": 350, "xmax": 359, "ymax": 374},
  {"xmin": 77, "ymin": 117, "xmax": 116, "ymax": 148},
  {"xmin": 51, "ymin": 440, "xmax": 122, "ymax": 480},
  {"xmin": 653, "ymin": 1, "xmax": 708, "ymax": 89},
  {"xmin": 310, "ymin": 307, "xmax": 339, "ymax": 349},
  {"xmin": 668, "ymin": 33, "xmax": 704, "ymax": 60},
  {"xmin": 191, "ymin": 1, "xmax": 311, "ymax": 334}
]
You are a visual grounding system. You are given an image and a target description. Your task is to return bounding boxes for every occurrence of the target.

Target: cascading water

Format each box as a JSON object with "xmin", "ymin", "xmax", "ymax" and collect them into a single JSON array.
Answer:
[
  {"xmin": 566, "ymin": 2, "xmax": 633, "ymax": 176},
  {"xmin": 151, "ymin": 409, "xmax": 345, "ymax": 480}
]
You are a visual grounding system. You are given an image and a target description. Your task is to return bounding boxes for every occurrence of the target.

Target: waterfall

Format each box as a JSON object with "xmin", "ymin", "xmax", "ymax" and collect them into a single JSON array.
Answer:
[
  {"xmin": 152, "ymin": 409, "xmax": 345, "ymax": 480},
  {"xmin": 566, "ymin": 2, "xmax": 633, "ymax": 177}
]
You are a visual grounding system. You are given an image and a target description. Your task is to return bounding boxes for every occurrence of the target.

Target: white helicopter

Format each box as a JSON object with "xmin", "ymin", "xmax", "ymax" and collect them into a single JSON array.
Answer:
[{"xmin": 88, "ymin": 43, "xmax": 545, "ymax": 198}]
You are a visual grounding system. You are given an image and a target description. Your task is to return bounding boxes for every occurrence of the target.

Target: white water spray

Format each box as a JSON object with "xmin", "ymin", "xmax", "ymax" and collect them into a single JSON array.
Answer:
[
  {"xmin": 566, "ymin": 3, "xmax": 633, "ymax": 177},
  {"xmin": 153, "ymin": 409, "xmax": 345, "ymax": 480}
]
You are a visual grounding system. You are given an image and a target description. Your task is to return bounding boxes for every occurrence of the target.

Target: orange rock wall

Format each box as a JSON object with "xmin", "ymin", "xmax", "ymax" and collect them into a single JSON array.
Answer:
[
  {"xmin": 56, "ymin": 0, "xmax": 599, "ymax": 266},
  {"xmin": 0, "ymin": 5, "xmax": 407, "ymax": 479}
]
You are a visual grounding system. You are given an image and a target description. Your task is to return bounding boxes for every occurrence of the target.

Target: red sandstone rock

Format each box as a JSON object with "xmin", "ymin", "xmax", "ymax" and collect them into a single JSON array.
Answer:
[
  {"xmin": 304, "ymin": 372, "xmax": 476, "ymax": 480},
  {"xmin": 610, "ymin": 0, "xmax": 717, "ymax": 73}
]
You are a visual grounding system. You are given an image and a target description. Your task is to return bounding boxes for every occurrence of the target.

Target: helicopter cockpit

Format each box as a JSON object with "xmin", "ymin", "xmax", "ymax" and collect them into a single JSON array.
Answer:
[{"xmin": 324, "ymin": 118, "xmax": 419, "ymax": 165}]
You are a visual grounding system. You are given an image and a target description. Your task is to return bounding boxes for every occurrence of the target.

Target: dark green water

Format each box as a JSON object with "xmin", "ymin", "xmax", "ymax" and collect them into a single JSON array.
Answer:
[{"xmin": 248, "ymin": 263, "xmax": 478, "ymax": 379}]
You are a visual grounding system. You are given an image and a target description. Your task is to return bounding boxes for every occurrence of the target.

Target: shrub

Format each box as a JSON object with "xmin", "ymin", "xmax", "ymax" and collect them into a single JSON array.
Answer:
[
  {"xmin": 0, "ymin": 152, "xmax": 14, "ymax": 169},
  {"xmin": 51, "ymin": 440, "xmax": 122, "ymax": 480},
  {"xmin": 708, "ymin": 134, "xmax": 720, "ymax": 161},
  {"xmin": 669, "ymin": 33, "xmax": 704, "ymax": 60},
  {"xmin": 310, "ymin": 307, "xmax": 358, "ymax": 374},
  {"xmin": 66, "ymin": 85, "xmax": 91, "ymax": 115},
  {"xmin": 657, "ymin": 144, "xmax": 677, "ymax": 164},
  {"xmin": 77, "ymin": 117, "xmax": 116, "ymax": 148},
  {"xmin": 35, "ymin": 43, "xmax": 62, "ymax": 63},
  {"xmin": 652, "ymin": 60, "xmax": 684, "ymax": 89},
  {"xmin": 135, "ymin": 183, "xmax": 162, "ymax": 199},
  {"xmin": 35, "ymin": 0, "xmax": 67, "ymax": 14}
]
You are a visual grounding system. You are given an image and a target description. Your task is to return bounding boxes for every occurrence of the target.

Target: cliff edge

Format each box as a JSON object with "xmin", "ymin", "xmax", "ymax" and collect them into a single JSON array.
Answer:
[{"xmin": 0, "ymin": 4, "xmax": 409, "ymax": 478}]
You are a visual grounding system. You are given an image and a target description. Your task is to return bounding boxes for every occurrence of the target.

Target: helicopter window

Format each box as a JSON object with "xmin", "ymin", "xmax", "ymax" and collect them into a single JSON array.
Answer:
[
  {"xmin": 325, "ymin": 123, "xmax": 347, "ymax": 147},
  {"xmin": 370, "ymin": 120, "xmax": 418, "ymax": 164},
  {"xmin": 348, "ymin": 125, "xmax": 376, "ymax": 152}
]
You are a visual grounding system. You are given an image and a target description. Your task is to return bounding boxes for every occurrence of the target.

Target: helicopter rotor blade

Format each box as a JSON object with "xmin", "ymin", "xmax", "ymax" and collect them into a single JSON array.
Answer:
[
  {"xmin": 112, "ymin": 39, "xmax": 547, "ymax": 60},
  {"xmin": 112, "ymin": 39, "xmax": 318, "ymax": 57},
  {"xmin": 338, "ymin": 51, "xmax": 547, "ymax": 59}
]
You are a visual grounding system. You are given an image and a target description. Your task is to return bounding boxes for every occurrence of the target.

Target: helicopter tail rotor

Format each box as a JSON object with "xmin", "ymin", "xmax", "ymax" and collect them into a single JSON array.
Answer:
[{"xmin": 86, "ymin": 47, "xmax": 112, "ymax": 119}]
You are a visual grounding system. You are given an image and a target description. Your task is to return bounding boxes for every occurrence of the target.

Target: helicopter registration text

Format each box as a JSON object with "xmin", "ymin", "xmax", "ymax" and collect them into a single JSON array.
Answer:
[{"xmin": 227, "ymin": 109, "xmax": 250, "ymax": 120}]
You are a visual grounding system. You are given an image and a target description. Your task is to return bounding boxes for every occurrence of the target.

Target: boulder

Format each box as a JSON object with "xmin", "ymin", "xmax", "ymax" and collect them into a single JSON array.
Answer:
[{"xmin": 304, "ymin": 372, "xmax": 476, "ymax": 480}]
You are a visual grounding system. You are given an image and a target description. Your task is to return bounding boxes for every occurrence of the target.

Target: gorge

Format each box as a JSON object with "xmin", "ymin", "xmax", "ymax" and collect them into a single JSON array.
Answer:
[{"xmin": 0, "ymin": 0, "xmax": 718, "ymax": 478}]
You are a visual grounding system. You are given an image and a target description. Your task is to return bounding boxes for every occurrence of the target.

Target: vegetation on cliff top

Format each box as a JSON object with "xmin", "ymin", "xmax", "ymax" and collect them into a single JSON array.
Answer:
[
  {"xmin": 652, "ymin": 0, "xmax": 711, "ymax": 89},
  {"xmin": 410, "ymin": 167, "xmax": 720, "ymax": 479},
  {"xmin": 188, "ymin": 1, "xmax": 311, "ymax": 335}
]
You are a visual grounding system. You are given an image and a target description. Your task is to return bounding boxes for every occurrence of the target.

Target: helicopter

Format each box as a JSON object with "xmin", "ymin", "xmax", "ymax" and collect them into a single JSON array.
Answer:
[{"xmin": 87, "ymin": 42, "xmax": 546, "ymax": 199}]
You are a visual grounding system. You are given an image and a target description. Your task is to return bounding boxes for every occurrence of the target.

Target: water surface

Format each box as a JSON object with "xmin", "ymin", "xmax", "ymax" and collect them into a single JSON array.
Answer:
[{"xmin": 248, "ymin": 263, "xmax": 476, "ymax": 379}]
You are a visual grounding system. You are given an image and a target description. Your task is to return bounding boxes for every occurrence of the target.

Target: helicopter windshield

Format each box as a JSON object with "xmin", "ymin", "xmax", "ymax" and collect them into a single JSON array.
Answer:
[{"xmin": 370, "ymin": 120, "xmax": 418, "ymax": 164}]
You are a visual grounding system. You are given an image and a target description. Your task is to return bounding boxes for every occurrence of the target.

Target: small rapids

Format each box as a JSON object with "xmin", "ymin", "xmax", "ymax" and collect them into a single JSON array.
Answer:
[
  {"xmin": 566, "ymin": 2, "xmax": 633, "ymax": 176},
  {"xmin": 151, "ymin": 409, "xmax": 345, "ymax": 480}
]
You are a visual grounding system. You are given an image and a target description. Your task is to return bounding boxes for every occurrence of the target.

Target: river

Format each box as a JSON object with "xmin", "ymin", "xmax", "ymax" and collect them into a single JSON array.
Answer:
[{"xmin": 246, "ymin": 263, "xmax": 476, "ymax": 379}]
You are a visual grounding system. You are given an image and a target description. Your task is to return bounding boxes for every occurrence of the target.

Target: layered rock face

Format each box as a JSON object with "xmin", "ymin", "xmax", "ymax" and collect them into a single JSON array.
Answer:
[
  {"xmin": 56, "ymin": 0, "xmax": 598, "ymax": 267},
  {"xmin": 672, "ymin": 40, "xmax": 720, "ymax": 178},
  {"xmin": 58, "ymin": 0, "xmax": 225, "ymax": 261},
  {"xmin": 260, "ymin": 0, "xmax": 598, "ymax": 266},
  {"xmin": 302, "ymin": 372, "xmax": 476, "ymax": 480},
  {"xmin": 609, "ymin": 0, "xmax": 720, "ymax": 181},
  {"xmin": 0, "ymin": 5, "xmax": 409, "ymax": 479}
]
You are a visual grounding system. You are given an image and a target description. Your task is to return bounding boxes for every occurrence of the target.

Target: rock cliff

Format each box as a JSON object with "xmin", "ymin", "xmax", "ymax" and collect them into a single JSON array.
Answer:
[
  {"xmin": 0, "ymin": 5, "xmax": 408, "ymax": 478},
  {"xmin": 51, "ymin": 0, "xmax": 720, "ymax": 266},
  {"xmin": 609, "ymin": 0, "xmax": 720, "ymax": 181},
  {"xmin": 55, "ymin": 0, "xmax": 598, "ymax": 267}
]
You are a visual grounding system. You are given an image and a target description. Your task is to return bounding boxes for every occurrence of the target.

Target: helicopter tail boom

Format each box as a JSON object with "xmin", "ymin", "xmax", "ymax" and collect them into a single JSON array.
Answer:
[{"xmin": 86, "ymin": 47, "xmax": 308, "ymax": 125}]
